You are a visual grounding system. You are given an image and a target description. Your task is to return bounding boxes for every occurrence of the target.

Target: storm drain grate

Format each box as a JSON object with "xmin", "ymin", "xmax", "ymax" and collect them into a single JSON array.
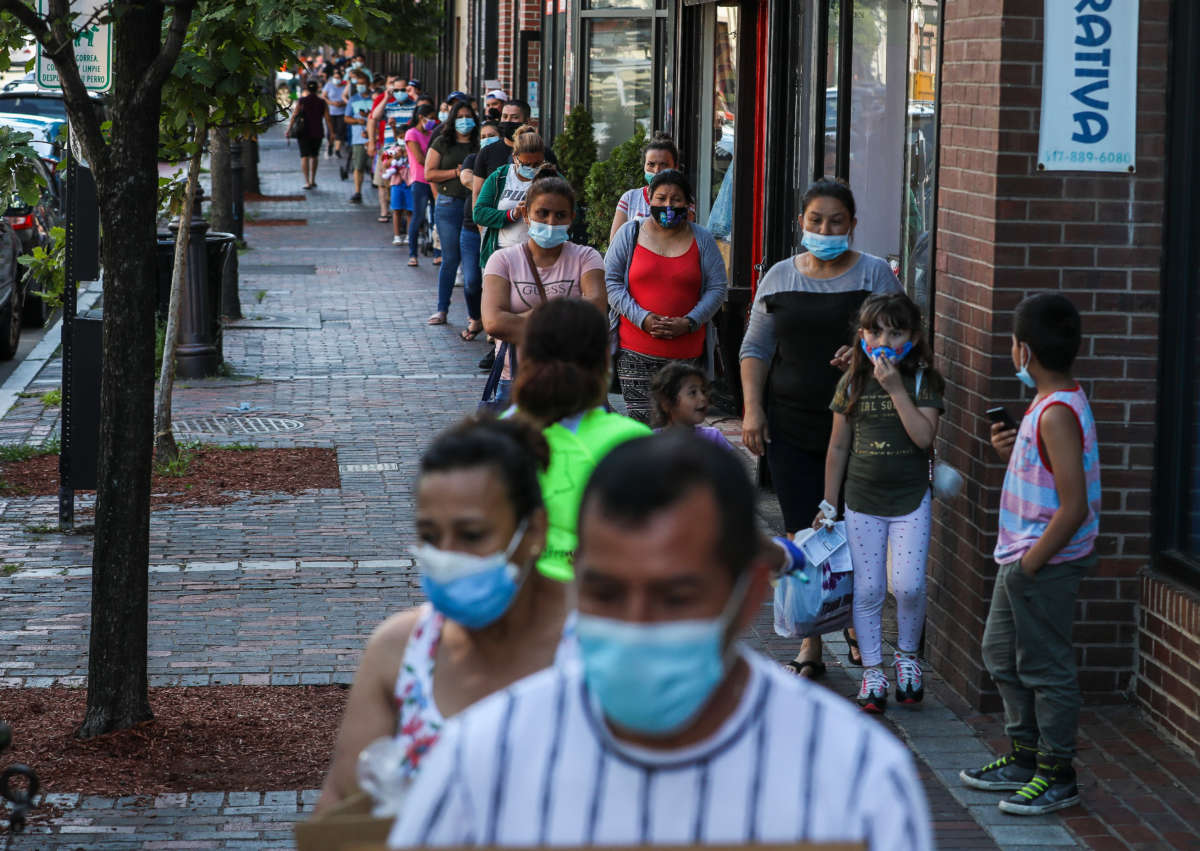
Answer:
[{"xmin": 172, "ymin": 416, "xmax": 305, "ymax": 436}]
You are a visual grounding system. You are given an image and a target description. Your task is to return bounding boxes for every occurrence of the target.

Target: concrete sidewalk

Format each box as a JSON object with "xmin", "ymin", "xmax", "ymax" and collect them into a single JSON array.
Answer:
[{"xmin": 0, "ymin": 127, "xmax": 1197, "ymax": 849}]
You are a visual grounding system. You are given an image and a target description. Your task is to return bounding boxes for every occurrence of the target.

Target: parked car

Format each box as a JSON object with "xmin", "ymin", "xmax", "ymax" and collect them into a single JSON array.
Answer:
[
  {"xmin": 0, "ymin": 220, "xmax": 26, "ymax": 360},
  {"xmin": 0, "ymin": 86, "xmax": 109, "ymax": 125},
  {"xmin": 4, "ymin": 156, "xmax": 62, "ymax": 326},
  {"xmin": 0, "ymin": 112, "xmax": 66, "ymax": 167}
]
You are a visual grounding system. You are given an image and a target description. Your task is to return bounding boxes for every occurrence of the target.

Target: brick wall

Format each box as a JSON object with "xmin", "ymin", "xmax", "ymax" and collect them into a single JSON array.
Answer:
[
  {"xmin": 929, "ymin": 0, "xmax": 1168, "ymax": 709},
  {"xmin": 497, "ymin": 0, "xmax": 514, "ymax": 93},
  {"xmin": 1138, "ymin": 573, "xmax": 1200, "ymax": 759}
]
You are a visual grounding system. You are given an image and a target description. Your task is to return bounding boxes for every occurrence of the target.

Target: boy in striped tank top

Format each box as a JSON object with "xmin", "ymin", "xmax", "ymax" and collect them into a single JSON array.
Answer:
[{"xmin": 960, "ymin": 294, "xmax": 1101, "ymax": 817}]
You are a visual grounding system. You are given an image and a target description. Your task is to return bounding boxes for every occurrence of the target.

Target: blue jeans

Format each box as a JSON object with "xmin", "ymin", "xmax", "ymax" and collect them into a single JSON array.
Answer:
[
  {"xmin": 434, "ymin": 195, "xmax": 465, "ymax": 314},
  {"xmin": 408, "ymin": 181, "xmax": 433, "ymax": 258},
  {"xmin": 459, "ymin": 226, "xmax": 482, "ymax": 321}
]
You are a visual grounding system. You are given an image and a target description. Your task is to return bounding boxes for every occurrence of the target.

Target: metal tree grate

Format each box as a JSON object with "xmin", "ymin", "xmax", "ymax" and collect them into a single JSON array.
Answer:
[{"xmin": 171, "ymin": 416, "xmax": 305, "ymax": 437}]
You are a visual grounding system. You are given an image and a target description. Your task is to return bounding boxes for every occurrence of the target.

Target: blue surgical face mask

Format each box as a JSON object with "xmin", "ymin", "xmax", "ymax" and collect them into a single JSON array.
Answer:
[
  {"xmin": 576, "ymin": 576, "xmax": 749, "ymax": 736},
  {"xmin": 455, "ymin": 117, "xmax": 476, "ymax": 134},
  {"xmin": 860, "ymin": 337, "xmax": 913, "ymax": 362},
  {"xmin": 480, "ymin": 135, "xmax": 499, "ymax": 148},
  {"xmin": 515, "ymin": 163, "xmax": 538, "ymax": 180},
  {"xmin": 644, "ymin": 170, "xmax": 656, "ymax": 185},
  {"xmin": 355, "ymin": 83, "xmax": 367, "ymax": 94},
  {"xmin": 528, "ymin": 221, "xmax": 570, "ymax": 249},
  {"xmin": 801, "ymin": 229, "xmax": 850, "ymax": 261},
  {"xmin": 437, "ymin": 110, "xmax": 450, "ymax": 122},
  {"xmin": 416, "ymin": 520, "xmax": 530, "ymax": 629},
  {"xmin": 1016, "ymin": 345, "xmax": 1037, "ymax": 389}
]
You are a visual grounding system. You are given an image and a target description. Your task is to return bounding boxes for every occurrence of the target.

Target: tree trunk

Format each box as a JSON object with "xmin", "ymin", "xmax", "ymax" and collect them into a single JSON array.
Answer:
[
  {"xmin": 244, "ymin": 136, "xmax": 261, "ymax": 195},
  {"xmin": 76, "ymin": 2, "xmax": 169, "ymax": 740},
  {"xmin": 209, "ymin": 126, "xmax": 233, "ymax": 234},
  {"xmin": 152, "ymin": 124, "xmax": 205, "ymax": 466}
]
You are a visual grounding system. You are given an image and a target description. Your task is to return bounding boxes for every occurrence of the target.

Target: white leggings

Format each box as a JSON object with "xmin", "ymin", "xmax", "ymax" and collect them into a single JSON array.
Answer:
[{"xmin": 846, "ymin": 491, "xmax": 932, "ymax": 667}]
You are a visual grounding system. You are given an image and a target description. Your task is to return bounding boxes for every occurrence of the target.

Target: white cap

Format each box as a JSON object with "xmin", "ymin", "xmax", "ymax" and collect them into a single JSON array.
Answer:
[{"xmin": 485, "ymin": 89, "xmax": 508, "ymax": 101}]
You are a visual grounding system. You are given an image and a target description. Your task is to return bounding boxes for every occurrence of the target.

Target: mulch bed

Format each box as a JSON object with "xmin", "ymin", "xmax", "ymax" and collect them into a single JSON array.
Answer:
[
  {"xmin": 0, "ymin": 447, "xmax": 339, "ymax": 506},
  {"xmin": 244, "ymin": 192, "xmax": 306, "ymax": 202},
  {"xmin": 246, "ymin": 218, "xmax": 308, "ymax": 226},
  {"xmin": 0, "ymin": 686, "xmax": 348, "ymax": 796}
]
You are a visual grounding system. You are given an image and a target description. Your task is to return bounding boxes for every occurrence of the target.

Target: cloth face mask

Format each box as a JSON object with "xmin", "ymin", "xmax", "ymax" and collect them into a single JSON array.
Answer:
[
  {"xmin": 649, "ymin": 204, "xmax": 688, "ymax": 228},
  {"xmin": 860, "ymin": 337, "xmax": 914, "ymax": 362}
]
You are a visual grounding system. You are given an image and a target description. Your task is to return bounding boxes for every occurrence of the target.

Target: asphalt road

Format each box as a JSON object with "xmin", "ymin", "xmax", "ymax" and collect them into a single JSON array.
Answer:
[{"xmin": 0, "ymin": 319, "xmax": 49, "ymax": 385}]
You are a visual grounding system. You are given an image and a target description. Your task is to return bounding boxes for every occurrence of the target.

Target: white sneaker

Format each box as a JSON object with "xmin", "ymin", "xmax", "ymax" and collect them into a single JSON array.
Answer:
[
  {"xmin": 856, "ymin": 667, "xmax": 889, "ymax": 713},
  {"xmin": 392, "ymin": 235, "xmax": 404, "ymax": 246},
  {"xmin": 894, "ymin": 650, "xmax": 924, "ymax": 705},
  {"xmin": 455, "ymin": 268, "xmax": 464, "ymax": 285}
]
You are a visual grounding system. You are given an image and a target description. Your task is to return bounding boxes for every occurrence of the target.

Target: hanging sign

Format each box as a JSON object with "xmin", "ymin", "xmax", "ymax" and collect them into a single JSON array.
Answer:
[
  {"xmin": 36, "ymin": 0, "xmax": 112, "ymax": 93},
  {"xmin": 1037, "ymin": 0, "xmax": 1137, "ymax": 173}
]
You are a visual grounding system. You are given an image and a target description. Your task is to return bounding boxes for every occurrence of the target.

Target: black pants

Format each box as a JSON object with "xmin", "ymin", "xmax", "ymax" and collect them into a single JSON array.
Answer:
[{"xmin": 765, "ymin": 434, "xmax": 825, "ymax": 535}]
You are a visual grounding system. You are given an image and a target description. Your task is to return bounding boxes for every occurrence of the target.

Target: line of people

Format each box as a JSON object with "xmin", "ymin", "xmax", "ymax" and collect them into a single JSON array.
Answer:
[{"xmin": 301, "ymin": 75, "xmax": 1101, "ymax": 831}]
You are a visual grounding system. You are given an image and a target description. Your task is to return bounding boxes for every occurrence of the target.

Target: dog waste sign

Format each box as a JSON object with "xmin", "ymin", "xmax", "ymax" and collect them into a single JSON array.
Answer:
[{"xmin": 36, "ymin": 0, "xmax": 112, "ymax": 93}]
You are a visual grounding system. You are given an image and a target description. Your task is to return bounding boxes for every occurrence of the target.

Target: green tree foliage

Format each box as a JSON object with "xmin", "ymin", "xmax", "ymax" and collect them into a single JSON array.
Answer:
[
  {"xmin": 0, "ymin": 126, "xmax": 45, "ymax": 208},
  {"xmin": 584, "ymin": 124, "xmax": 645, "ymax": 253},
  {"xmin": 552, "ymin": 105, "xmax": 596, "ymax": 195},
  {"xmin": 354, "ymin": 0, "xmax": 442, "ymax": 56}
]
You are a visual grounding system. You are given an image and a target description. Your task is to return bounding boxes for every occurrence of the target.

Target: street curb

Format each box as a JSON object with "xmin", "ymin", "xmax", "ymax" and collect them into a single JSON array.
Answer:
[{"xmin": 0, "ymin": 280, "xmax": 103, "ymax": 430}]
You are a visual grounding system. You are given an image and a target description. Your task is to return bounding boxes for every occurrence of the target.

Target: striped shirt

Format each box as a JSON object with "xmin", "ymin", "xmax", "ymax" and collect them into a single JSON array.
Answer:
[
  {"xmin": 388, "ymin": 648, "xmax": 932, "ymax": 849},
  {"xmin": 994, "ymin": 385, "xmax": 1101, "ymax": 565}
]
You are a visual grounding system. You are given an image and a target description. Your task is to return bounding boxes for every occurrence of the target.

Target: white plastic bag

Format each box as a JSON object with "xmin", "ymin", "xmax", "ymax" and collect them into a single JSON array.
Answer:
[{"xmin": 773, "ymin": 522, "xmax": 854, "ymax": 638}]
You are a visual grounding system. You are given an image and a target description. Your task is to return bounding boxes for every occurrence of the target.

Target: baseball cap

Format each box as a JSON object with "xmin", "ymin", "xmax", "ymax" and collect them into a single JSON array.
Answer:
[
  {"xmin": 407, "ymin": 79, "xmax": 421, "ymax": 89},
  {"xmin": 485, "ymin": 89, "xmax": 509, "ymax": 101},
  {"xmin": 447, "ymin": 90, "xmax": 468, "ymax": 103}
]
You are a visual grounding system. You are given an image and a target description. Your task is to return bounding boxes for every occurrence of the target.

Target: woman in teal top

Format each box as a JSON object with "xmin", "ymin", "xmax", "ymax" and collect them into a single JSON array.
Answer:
[{"xmin": 509, "ymin": 298, "xmax": 649, "ymax": 581}]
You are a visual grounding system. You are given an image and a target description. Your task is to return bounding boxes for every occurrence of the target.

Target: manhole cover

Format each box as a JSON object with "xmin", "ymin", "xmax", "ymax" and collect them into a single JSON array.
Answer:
[
  {"xmin": 172, "ymin": 416, "xmax": 305, "ymax": 436},
  {"xmin": 241, "ymin": 264, "xmax": 316, "ymax": 275}
]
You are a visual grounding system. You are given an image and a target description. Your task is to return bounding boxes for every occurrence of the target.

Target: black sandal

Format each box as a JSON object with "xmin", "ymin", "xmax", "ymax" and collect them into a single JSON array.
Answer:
[
  {"xmin": 783, "ymin": 659, "xmax": 827, "ymax": 680},
  {"xmin": 844, "ymin": 628, "xmax": 863, "ymax": 666}
]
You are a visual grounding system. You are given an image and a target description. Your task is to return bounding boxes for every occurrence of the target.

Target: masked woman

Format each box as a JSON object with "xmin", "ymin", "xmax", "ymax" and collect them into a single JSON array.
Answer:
[
  {"xmin": 604, "ymin": 170, "xmax": 728, "ymax": 423},
  {"xmin": 315, "ymin": 415, "xmax": 566, "ymax": 813}
]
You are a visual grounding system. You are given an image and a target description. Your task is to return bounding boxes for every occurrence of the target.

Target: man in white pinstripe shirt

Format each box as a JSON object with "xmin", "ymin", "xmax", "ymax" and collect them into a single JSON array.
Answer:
[{"xmin": 389, "ymin": 432, "xmax": 932, "ymax": 849}]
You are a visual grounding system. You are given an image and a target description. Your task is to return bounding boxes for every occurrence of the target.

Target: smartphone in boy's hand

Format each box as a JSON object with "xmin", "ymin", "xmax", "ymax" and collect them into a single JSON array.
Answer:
[{"xmin": 986, "ymin": 406, "xmax": 1019, "ymax": 460}]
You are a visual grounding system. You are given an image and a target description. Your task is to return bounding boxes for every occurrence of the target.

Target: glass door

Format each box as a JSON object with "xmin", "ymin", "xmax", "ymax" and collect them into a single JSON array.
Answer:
[{"xmin": 695, "ymin": 2, "xmax": 740, "ymax": 276}]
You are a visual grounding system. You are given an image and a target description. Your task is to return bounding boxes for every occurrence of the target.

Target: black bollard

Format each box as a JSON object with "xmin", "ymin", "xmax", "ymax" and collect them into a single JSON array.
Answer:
[
  {"xmin": 230, "ymin": 139, "xmax": 244, "ymax": 243},
  {"xmin": 170, "ymin": 188, "xmax": 218, "ymax": 378}
]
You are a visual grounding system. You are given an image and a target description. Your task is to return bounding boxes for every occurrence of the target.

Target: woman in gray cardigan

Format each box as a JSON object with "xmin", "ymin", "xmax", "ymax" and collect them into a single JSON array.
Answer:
[{"xmin": 603, "ymin": 170, "xmax": 728, "ymax": 423}]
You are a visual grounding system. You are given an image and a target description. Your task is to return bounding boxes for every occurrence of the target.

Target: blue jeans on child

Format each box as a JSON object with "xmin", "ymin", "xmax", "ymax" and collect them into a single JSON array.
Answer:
[
  {"xmin": 459, "ymin": 226, "xmax": 482, "ymax": 322},
  {"xmin": 434, "ymin": 195, "xmax": 465, "ymax": 315},
  {"xmin": 408, "ymin": 181, "xmax": 433, "ymax": 259}
]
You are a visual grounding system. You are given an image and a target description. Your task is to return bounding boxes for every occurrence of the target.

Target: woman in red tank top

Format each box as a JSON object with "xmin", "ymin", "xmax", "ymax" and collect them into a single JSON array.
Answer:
[{"xmin": 604, "ymin": 170, "xmax": 728, "ymax": 423}]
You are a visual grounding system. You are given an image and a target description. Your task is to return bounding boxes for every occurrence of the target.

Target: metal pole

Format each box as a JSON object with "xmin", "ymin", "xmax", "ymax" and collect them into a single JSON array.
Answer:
[{"xmin": 57, "ymin": 141, "xmax": 77, "ymax": 532}]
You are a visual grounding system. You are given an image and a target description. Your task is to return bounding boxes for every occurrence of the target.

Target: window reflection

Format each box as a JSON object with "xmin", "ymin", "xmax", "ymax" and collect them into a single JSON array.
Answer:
[
  {"xmin": 706, "ymin": 3, "xmax": 738, "ymax": 273},
  {"xmin": 585, "ymin": 19, "xmax": 653, "ymax": 159},
  {"xmin": 847, "ymin": 0, "xmax": 907, "ymax": 267},
  {"xmin": 902, "ymin": 0, "xmax": 940, "ymax": 314},
  {"xmin": 824, "ymin": 0, "xmax": 840, "ymax": 178}
]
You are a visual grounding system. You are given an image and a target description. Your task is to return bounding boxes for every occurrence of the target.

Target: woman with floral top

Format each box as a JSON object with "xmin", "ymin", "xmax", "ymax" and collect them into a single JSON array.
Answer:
[{"xmin": 315, "ymin": 415, "xmax": 567, "ymax": 813}]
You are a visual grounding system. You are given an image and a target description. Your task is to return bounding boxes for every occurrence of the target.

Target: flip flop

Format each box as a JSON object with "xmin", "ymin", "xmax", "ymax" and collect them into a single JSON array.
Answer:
[
  {"xmin": 427, "ymin": 312, "xmax": 448, "ymax": 325},
  {"xmin": 783, "ymin": 659, "xmax": 826, "ymax": 680},
  {"xmin": 407, "ymin": 258, "xmax": 418, "ymax": 267},
  {"xmin": 377, "ymin": 215, "xmax": 390, "ymax": 223},
  {"xmin": 459, "ymin": 324, "xmax": 482, "ymax": 341},
  {"xmin": 844, "ymin": 628, "xmax": 863, "ymax": 666}
]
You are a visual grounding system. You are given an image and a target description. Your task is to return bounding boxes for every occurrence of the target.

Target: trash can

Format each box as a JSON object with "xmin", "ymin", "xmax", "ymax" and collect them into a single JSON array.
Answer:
[
  {"xmin": 154, "ymin": 230, "xmax": 236, "ymax": 374},
  {"xmin": 68, "ymin": 308, "xmax": 102, "ymax": 490},
  {"xmin": 205, "ymin": 232, "xmax": 237, "ymax": 362}
]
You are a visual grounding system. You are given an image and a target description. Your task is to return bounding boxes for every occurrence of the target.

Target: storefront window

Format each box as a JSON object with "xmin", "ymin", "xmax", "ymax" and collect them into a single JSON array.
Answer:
[
  {"xmin": 847, "ymin": 0, "xmax": 907, "ymax": 268},
  {"xmin": 701, "ymin": 4, "xmax": 738, "ymax": 273},
  {"xmin": 824, "ymin": 0, "xmax": 841, "ymax": 178},
  {"xmin": 584, "ymin": 19, "xmax": 653, "ymax": 158},
  {"xmin": 901, "ymin": 0, "xmax": 940, "ymax": 314}
]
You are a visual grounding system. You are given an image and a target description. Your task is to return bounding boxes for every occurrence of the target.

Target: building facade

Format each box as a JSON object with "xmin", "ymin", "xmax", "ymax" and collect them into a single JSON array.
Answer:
[{"xmin": 429, "ymin": 0, "xmax": 1199, "ymax": 757}]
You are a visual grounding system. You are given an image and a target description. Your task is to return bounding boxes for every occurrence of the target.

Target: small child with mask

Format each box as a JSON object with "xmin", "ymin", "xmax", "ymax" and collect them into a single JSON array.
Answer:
[{"xmin": 817, "ymin": 292, "xmax": 944, "ymax": 714}]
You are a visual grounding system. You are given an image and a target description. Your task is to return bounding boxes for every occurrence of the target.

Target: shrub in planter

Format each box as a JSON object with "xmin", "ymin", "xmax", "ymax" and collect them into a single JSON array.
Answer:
[{"xmin": 583, "ymin": 124, "xmax": 646, "ymax": 253}]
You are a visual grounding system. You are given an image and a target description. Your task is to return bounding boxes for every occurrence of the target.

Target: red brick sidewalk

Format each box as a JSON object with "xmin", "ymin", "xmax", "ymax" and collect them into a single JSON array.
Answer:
[{"xmin": 963, "ymin": 702, "xmax": 1200, "ymax": 849}]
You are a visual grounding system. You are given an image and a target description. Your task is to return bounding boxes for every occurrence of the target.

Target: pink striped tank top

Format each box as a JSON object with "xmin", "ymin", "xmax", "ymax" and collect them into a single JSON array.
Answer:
[{"xmin": 994, "ymin": 386, "xmax": 1101, "ymax": 565}]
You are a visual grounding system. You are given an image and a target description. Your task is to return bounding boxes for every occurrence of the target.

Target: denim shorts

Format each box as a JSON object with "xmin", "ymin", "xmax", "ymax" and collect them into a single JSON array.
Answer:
[{"xmin": 390, "ymin": 183, "xmax": 412, "ymax": 211}]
